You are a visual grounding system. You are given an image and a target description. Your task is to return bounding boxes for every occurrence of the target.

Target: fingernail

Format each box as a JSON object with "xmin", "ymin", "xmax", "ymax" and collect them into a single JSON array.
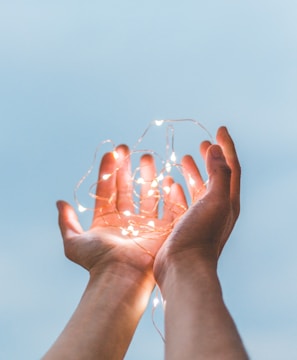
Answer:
[
  {"xmin": 56, "ymin": 201, "xmax": 62, "ymax": 211},
  {"xmin": 223, "ymin": 126, "xmax": 230, "ymax": 136},
  {"xmin": 210, "ymin": 145, "xmax": 223, "ymax": 159}
]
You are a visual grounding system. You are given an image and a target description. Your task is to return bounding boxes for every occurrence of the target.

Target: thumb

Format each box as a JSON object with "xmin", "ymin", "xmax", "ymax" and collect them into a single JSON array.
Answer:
[
  {"xmin": 56, "ymin": 200, "xmax": 83, "ymax": 240},
  {"xmin": 206, "ymin": 145, "xmax": 231, "ymax": 199}
]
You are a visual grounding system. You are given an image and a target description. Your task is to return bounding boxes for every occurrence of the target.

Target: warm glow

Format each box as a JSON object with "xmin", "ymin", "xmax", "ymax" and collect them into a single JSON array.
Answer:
[
  {"xmin": 113, "ymin": 150, "xmax": 119, "ymax": 159},
  {"xmin": 157, "ymin": 173, "xmax": 164, "ymax": 181},
  {"xmin": 151, "ymin": 179, "xmax": 158, "ymax": 188},
  {"xmin": 155, "ymin": 120, "xmax": 164, "ymax": 126},
  {"xmin": 102, "ymin": 173, "xmax": 111, "ymax": 180},
  {"xmin": 170, "ymin": 152, "xmax": 177, "ymax": 162},
  {"xmin": 165, "ymin": 161, "xmax": 172, "ymax": 173},
  {"xmin": 136, "ymin": 177, "xmax": 145, "ymax": 184},
  {"xmin": 163, "ymin": 186, "xmax": 171, "ymax": 194},
  {"xmin": 74, "ymin": 118, "xmax": 212, "ymax": 248},
  {"xmin": 78, "ymin": 204, "xmax": 87, "ymax": 212},
  {"xmin": 147, "ymin": 189, "xmax": 155, "ymax": 197},
  {"xmin": 153, "ymin": 297, "xmax": 160, "ymax": 307},
  {"xmin": 122, "ymin": 225, "xmax": 139, "ymax": 237},
  {"xmin": 189, "ymin": 175, "xmax": 195, "ymax": 186},
  {"xmin": 148, "ymin": 220, "xmax": 155, "ymax": 228}
]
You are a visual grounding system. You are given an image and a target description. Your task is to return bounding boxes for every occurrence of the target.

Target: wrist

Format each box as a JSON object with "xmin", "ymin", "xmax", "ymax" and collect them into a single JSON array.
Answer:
[
  {"xmin": 156, "ymin": 252, "xmax": 219, "ymax": 295},
  {"xmin": 44, "ymin": 260, "xmax": 155, "ymax": 360},
  {"xmin": 89, "ymin": 261, "xmax": 155, "ymax": 302}
]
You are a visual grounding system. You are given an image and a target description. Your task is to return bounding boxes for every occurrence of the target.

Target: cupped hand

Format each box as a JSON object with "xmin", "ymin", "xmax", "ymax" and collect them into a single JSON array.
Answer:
[
  {"xmin": 57, "ymin": 145, "xmax": 187, "ymax": 283},
  {"xmin": 154, "ymin": 127, "xmax": 241, "ymax": 284}
]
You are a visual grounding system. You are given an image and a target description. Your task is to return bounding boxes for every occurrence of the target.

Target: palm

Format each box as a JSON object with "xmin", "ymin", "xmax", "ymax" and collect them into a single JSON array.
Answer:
[{"xmin": 59, "ymin": 145, "xmax": 188, "ymax": 275}]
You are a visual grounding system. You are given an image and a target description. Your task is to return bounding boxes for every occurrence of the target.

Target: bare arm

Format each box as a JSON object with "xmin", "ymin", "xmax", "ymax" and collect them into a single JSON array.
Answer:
[
  {"xmin": 43, "ymin": 145, "xmax": 186, "ymax": 360},
  {"xmin": 43, "ymin": 254, "xmax": 153, "ymax": 360},
  {"xmin": 154, "ymin": 127, "xmax": 248, "ymax": 360}
]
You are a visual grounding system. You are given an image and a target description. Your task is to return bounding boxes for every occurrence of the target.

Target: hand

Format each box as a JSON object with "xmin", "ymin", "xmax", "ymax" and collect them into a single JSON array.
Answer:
[
  {"xmin": 152, "ymin": 127, "xmax": 247, "ymax": 360},
  {"xmin": 154, "ymin": 126, "xmax": 241, "ymax": 284},
  {"xmin": 57, "ymin": 144, "xmax": 187, "ymax": 287},
  {"xmin": 46, "ymin": 145, "xmax": 189, "ymax": 360}
]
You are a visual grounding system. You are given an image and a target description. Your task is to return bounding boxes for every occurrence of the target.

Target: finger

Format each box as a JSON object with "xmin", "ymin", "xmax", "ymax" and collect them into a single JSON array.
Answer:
[
  {"xmin": 94, "ymin": 151, "xmax": 117, "ymax": 217},
  {"xmin": 116, "ymin": 144, "xmax": 134, "ymax": 213},
  {"xmin": 162, "ymin": 176, "xmax": 174, "ymax": 222},
  {"xmin": 200, "ymin": 140, "xmax": 212, "ymax": 161},
  {"xmin": 168, "ymin": 183, "xmax": 188, "ymax": 220},
  {"xmin": 56, "ymin": 200, "xmax": 83, "ymax": 241},
  {"xmin": 205, "ymin": 144, "xmax": 231, "ymax": 200},
  {"xmin": 216, "ymin": 127, "xmax": 241, "ymax": 215},
  {"xmin": 181, "ymin": 155, "xmax": 205, "ymax": 202},
  {"xmin": 139, "ymin": 154, "xmax": 158, "ymax": 217}
]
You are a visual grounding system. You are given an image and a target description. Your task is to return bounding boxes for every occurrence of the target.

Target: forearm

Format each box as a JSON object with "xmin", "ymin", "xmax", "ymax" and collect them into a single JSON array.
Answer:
[
  {"xmin": 160, "ymin": 259, "xmax": 248, "ymax": 360},
  {"xmin": 43, "ymin": 266, "xmax": 154, "ymax": 360}
]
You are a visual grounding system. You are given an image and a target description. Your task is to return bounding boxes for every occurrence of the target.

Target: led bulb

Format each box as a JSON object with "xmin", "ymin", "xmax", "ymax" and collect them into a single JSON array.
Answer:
[
  {"xmin": 165, "ymin": 161, "xmax": 172, "ymax": 173},
  {"xmin": 74, "ymin": 118, "xmax": 212, "ymax": 252},
  {"xmin": 155, "ymin": 120, "xmax": 164, "ymax": 126},
  {"xmin": 170, "ymin": 152, "xmax": 177, "ymax": 162},
  {"xmin": 153, "ymin": 297, "xmax": 160, "ymax": 307},
  {"xmin": 157, "ymin": 173, "xmax": 164, "ymax": 182},
  {"xmin": 136, "ymin": 177, "xmax": 145, "ymax": 184},
  {"xmin": 78, "ymin": 204, "xmax": 87, "ymax": 213},
  {"xmin": 102, "ymin": 173, "xmax": 111, "ymax": 180},
  {"xmin": 163, "ymin": 186, "xmax": 171, "ymax": 194},
  {"xmin": 148, "ymin": 220, "xmax": 155, "ymax": 228},
  {"xmin": 113, "ymin": 150, "xmax": 119, "ymax": 159},
  {"xmin": 148, "ymin": 189, "xmax": 155, "ymax": 197},
  {"xmin": 189, "ymin": 175, "xmax": 196, "ymax": 186},
  {"xmin": 151, "ymin": 179, "xmax": 158, "ymax": 188}
]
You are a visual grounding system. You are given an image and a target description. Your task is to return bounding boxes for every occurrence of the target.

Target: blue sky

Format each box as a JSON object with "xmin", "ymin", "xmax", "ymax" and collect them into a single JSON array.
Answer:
[{"xmin": 0, "ymin": 1, "xmax": 297, "ymax": 359}]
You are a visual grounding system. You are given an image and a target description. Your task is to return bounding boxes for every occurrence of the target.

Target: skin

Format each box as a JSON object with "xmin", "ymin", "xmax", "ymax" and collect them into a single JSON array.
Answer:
[
  {"xmin": 43, "ymin": 126, "xmax": 247, "ymax": 359},
  {"xmin": 154, "ymin": 127, "xmax": 248, "ymax": 359},
  {"xmin": 43, "ymin": 145, "xmax": 187, "ymax": 360}
]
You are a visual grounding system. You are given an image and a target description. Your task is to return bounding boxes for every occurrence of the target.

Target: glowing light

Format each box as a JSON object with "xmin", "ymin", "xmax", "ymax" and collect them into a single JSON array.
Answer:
[
  {"xmin": 163, "ymin": 186, "xmax": 171, "ymax": 195},
  {"xmin": 147, "ymin": 189, "xmax": 155, "ymax": 197},
  {"xmin": 102, "ymin": 173, "xmax": 111, "ymax": 180},
  {"xmin": 165, "ymin": 161, "xmax": 172, "ymax": 173},
  {"xmin": 170, "ymin": 152, "xmax": 177, "ymax": 162},
  {"xmin": 151, "ymin": 179, "xmax": 158, "ymax": 188},
  {"xmin": 148, "ymin": 220, "xmax": 155, "ymax": 228},
  {"xmin": 155, "ymin": 120, "xmax": 164, "ymax": 126},
  {"xmin": 132, "ymin": 230, "xmax": 139, "ymax": 236},
  {"xmin": 78, "ymin": 204, "xmax": 87, "ymax": 212},
  {"xmin": 74, "ymin": 118, "xmax": 212, "ymax": 244},
  {"xmin": 153, "ymin": 297, "xmax": 160, "ymax": 307},
  {"xmin": 122, "ymin": 225, "xmax": 139, "ymax": 237},
  {"xmin": 157, "ymin": 173, "xmax": 164, "ymax": 182},
  {"xmin": 189, "ymin": 175, "xmax": 196, "ymax": 186},
  {"xmin": 113, "ymin": 150, "xmax": 119, "ymax": 159},
  {"xmin": 136, "ymin": 177, "xmax": 145, "ymax": 184}
]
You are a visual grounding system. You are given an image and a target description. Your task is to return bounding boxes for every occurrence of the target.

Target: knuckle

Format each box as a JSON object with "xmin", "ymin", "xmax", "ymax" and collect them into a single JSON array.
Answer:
[{"xmin": 218, "ymin": 163, "xmax": 232, "ymax": 178}]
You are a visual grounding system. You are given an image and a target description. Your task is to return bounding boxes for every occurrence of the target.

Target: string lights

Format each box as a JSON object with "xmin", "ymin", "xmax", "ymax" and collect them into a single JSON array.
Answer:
[
  {"xmin": 74, "ymin": 119, "xmax": 213, "ymax": 239},
  {"xmin": 152, "ymin": 286, "xmax": 165, "ymax": 343}
]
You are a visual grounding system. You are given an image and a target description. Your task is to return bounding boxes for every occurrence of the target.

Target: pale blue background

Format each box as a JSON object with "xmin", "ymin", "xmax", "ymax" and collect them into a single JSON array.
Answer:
[{"xmin": 1, "ymin": 1, "xmax": 297, "ymax": 359}]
